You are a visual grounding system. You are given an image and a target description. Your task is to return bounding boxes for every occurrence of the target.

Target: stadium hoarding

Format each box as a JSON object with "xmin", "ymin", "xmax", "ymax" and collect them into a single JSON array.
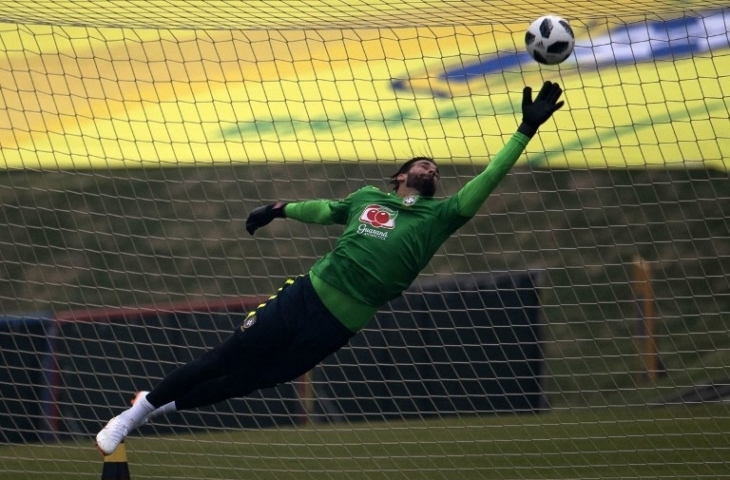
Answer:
[
  {"xmin": 0, "ymin": 2, "xmax": 728, "ymax": 170},
  {"xmin": 1, "ymin": 273, "xmax": 543, "ymax": 442}
]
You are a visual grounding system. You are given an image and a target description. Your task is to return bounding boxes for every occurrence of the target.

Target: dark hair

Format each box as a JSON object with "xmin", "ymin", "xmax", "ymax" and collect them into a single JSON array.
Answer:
[{"xmin": 389, "ymin": 156, "xmax": 436, "ymax": 191}]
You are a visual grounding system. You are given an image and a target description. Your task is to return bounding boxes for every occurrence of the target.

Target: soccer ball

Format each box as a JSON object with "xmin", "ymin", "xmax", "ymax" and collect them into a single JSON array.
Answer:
[{"xmin": 525, "ymin": 15, "xmax": 575, "ymax": 65}]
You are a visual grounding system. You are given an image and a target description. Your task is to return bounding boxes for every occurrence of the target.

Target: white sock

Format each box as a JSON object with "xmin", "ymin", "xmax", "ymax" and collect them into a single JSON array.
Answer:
[
  {"xmin": 153, "ymin": 401, "xmax": 177, "ymax": 417},
  {"xmin": 119, "ymin": 395, "xmax": 155, "ymax": 429}
]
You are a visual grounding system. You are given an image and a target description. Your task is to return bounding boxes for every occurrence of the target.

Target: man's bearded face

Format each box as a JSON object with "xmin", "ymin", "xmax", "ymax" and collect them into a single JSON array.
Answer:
[{"xmin": 404, "ymin": 161, "xmax": 439, "ymax": 197}]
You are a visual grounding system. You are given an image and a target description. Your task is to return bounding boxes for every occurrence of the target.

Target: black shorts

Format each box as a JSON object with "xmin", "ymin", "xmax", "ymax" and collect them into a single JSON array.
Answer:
[{"xmin": 226, "ymin": 274, "xmax": 355, "ymax": 387}]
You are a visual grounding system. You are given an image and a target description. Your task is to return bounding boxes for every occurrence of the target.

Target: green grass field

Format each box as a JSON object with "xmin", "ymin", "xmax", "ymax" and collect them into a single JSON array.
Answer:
[{"xmin": 1, "ymin": 405, "xmax": 729, "ymax": 480}]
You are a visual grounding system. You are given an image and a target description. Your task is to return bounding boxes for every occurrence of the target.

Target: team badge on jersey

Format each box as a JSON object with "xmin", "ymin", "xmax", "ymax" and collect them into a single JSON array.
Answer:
[
  {"xmin": 403, "ymin": 195, "xmax": 417, "ymax": 206},
  {"xmin": 360, "ymin": 204, "xmax": 398, "ymax": 229}
]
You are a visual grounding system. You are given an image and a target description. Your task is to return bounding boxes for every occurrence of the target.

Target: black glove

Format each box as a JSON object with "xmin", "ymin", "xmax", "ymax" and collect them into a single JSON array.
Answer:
[
  {"xmin": 518, "ymin": 81, "xmax": 565, "ymax": 138},
  {"xmin": 246, "ymin": 202, "xmax": 288, "ymax": 235}
]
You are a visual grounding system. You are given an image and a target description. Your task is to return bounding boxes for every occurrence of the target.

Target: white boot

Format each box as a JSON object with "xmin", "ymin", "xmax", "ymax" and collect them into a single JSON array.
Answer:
[{"xmin": 95, "ymin": 391, "xmax": 154, "ymax": 455}]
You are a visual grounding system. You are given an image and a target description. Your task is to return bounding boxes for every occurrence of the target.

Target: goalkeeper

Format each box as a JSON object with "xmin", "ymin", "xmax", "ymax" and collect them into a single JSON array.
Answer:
[{"xmin": 96, "ymin": 81, "xmax": 564, "ymax": 455}]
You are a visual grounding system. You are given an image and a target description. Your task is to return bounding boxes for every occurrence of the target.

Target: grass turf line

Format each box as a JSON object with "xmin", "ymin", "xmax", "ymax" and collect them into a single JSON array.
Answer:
[{"xmin": 1, "ymin": 404, "xmax": 729, "ymax": 480}]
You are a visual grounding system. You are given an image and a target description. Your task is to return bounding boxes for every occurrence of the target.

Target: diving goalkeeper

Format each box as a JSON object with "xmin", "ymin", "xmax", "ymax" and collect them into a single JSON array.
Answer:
[{"xmin": 96, "ymin": 81, "xmax": 564, "ymax": 455}]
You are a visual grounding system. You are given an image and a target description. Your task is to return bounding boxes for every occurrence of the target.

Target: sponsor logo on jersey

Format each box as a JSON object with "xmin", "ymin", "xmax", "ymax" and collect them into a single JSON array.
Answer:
[
  {"xmin": 357, "ymin": 223, "xmax": 389, "ymax": 240},
  {"xmin": 360, "ymin": 204, "xmax": 397, "ymax": 229},
  {"xmin": 358, "ymin": 204, "xmax": 397, "ymax": 240}
]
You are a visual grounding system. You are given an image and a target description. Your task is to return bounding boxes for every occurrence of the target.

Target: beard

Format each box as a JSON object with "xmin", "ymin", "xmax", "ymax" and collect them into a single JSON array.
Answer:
[{"xmin": 405, "ymin": 172, "xmax": 437, "ymax": 197}]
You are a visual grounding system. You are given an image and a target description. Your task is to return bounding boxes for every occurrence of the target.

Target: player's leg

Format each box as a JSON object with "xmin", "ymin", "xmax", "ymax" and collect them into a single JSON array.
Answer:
[
  {"xmin": 143, "ymin": 327, "xmax": 273, "ymax": 407},
  {"xmin": 149, "ymin": 274, "xmax": 355, "ymax": 409},
  {"xmin": 258, "ymin": 273, "xmax": 355, "ymax": 386},
  {"xmin": 96, "ymin": 326, "xmax": 288, "ymax": 454},
  {"xmin": 139, "ymin": 273, "xmax": 355, "ymax": 421},
  {"xmin": 96, "ymin": 277, "xmax": 302, "ymax": 454},
  {"xmin": 160, "ymin": 369, "xmax": 270, "ymax": 411},
  {"xmin": 143, "ymin": 278, "xmax": 310, "ymax": 409}
]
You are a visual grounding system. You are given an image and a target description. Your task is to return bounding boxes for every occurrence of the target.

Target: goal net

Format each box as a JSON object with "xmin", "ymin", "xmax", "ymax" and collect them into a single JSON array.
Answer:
[{"xmin": 1, "ymin": 0, "xmax": 729, "ymax": 479}]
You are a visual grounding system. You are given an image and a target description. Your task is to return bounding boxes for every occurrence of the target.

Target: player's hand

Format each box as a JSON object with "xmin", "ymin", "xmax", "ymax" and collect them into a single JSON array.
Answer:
[
  {"xmin": 246, "ymin": 202, "xmax": 288, "ymax": 235},
  {"xmin": 518, "ymin": 81, "xmax": 564, "ymax": 138}
]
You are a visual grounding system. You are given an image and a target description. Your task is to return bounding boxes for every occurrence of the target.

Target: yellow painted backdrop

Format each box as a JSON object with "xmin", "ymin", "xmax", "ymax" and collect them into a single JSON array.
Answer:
[{"xmin": 0, "ymin": 0, "xmax": 728, "ymax": 170}]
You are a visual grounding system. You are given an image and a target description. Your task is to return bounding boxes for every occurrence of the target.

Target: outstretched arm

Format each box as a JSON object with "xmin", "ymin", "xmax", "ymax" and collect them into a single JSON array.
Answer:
[
  {"xmin": 246, "ymin": 200, "xmax": 343, "ymax": 235},
  {"xmin": 285, "ymin": 200, "xmax": 340, "ymax": 225},
  {"xmin": 456, "ymin": 81, "xmax": 564, "ymax": 217}
]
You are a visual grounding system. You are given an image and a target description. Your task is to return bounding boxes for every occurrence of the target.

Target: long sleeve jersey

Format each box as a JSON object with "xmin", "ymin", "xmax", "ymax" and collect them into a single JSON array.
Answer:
[{"xmin": 284, "ymin": 132, "xmax": 531, "ymax": 332}]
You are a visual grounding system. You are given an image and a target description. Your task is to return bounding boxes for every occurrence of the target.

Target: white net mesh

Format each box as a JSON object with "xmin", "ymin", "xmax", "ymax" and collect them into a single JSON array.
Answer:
[{"xmin": 1, "ymin": 1, "xmax": 729, "ymax": 479}]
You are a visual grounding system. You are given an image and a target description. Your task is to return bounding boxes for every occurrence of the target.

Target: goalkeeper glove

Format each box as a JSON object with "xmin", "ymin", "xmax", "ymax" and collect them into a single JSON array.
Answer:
[
  {"xmin": 246, "ymin": 202, "xmax": 288, "ymax": 235},
  {"xmin": 517, "ymin": 81, "xmax": 565, "ymax": 138}
]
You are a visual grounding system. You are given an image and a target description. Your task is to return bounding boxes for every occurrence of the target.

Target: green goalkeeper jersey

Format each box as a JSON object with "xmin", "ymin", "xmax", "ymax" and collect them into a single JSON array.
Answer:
[{"xmin": 285, "ymin": 132, "xmax": 530, "ymax": 332}]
